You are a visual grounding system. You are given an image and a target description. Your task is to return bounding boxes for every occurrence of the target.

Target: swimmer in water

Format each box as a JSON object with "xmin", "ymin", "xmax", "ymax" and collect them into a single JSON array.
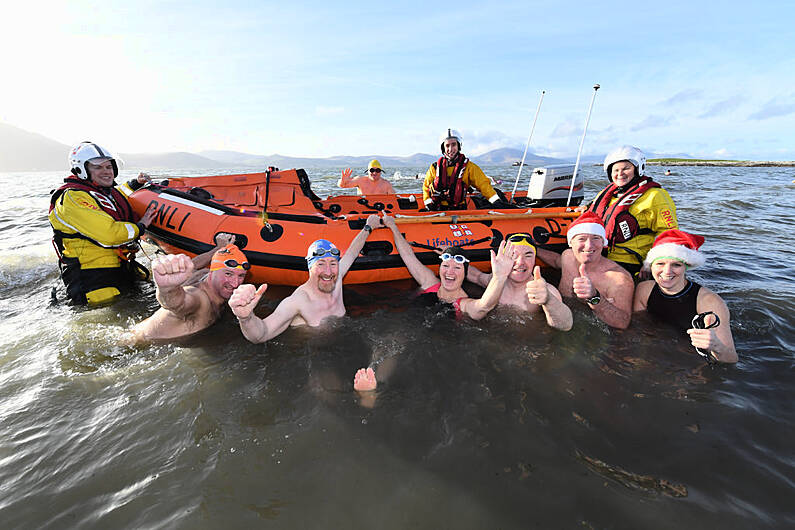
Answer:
[
  {"xmin": 353, "ymin": 213, "xmax": 513, "ymax": 394},
  {"xmin": 229, "ymin": 215, "xmax": 382, "ymax": 342},
  {"xmin": 338, "ymin": 160, "xmax": 395, "ymax": 195},
  {"xmin": 467, "ymin": 233, "xmax": 572, "ymax": 330},
  {"xmin": 634, "ymin": 229, "xmax": 737, "ymax": 363},
  {"xmin": 128, "ymin": 234, "xmax": 247, "ymax": 343}
]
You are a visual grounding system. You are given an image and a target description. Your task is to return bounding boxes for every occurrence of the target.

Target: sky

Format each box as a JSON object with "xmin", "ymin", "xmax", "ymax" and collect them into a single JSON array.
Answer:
[{"xmin": 2, "ymin": 0, "xmax": 794, "ymax": 160}]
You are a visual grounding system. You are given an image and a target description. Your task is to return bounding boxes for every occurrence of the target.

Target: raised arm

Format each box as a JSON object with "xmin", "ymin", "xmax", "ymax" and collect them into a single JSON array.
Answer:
[
  {"xmin": 459, "ymin": 241, "xmax": 512, "ymax": 320},
  {"xmin": 382, "ymin": 214, "xmax": 438, "ymax": 289},
  {"xmin": 573, "ymin": 265, "xmax": 633, "ymax": 329},
  {"xmin": 338, "ymin": 168, "xmax": 359, "ymax": 189},
  {"xmin": 229, "ymin": 283, "xmax": 307, "ymax": 344},
  {"xmin": 152, "ymin": 254, "xmax": 204, "ymax": 316},
  {"xmin": 338, "ymin": 214, "xmax": 380, "ymax": 277},
  {"xmin": 191, "ymin": 233, "xmax": 236, "ymax": 269}
]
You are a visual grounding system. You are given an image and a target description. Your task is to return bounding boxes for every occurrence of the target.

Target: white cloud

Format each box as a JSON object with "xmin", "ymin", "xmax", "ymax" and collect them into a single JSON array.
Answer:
[{"xmin": 315, "ymin": 106, "xmax": 345, "ymax": 116}]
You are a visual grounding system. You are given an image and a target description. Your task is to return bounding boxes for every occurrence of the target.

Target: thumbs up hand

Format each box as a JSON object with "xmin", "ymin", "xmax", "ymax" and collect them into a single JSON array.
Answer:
[
  {"xmin": 525, "ymin": 266, "xmax": 549, "ymax": 306},
  {"xmin": 228, "ymin": 283, "xmax": 268, "ymax": 320},
  {"xmin": 573, "ymin": 263, "xmax": 596, "ymax": 301}
]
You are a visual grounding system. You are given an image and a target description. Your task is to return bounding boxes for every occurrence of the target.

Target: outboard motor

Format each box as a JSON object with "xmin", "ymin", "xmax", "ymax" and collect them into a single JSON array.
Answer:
[{"xmin": 523, "ymin": 164, "xmax": 583, "ymax": 207}]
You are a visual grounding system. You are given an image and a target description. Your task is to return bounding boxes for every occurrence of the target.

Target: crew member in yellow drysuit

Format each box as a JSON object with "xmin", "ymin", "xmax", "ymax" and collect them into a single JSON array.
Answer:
[
  {"xmin": 422, "ymin": 129, "xmax": 505, "ymax": 210},
  {"xmin": 49, "ymin": 141, "xmax": 156, "ymax": 305},
  {"xmin": 584, "ymin": 145, "xmax": 678, "ymax": 275}
]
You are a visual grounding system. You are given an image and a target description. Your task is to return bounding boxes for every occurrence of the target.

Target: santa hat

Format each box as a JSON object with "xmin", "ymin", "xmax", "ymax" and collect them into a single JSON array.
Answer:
[
  {"xmin": 567, "ymin": 211, "xmax": 607, "ymax": 245},
  {"xmin": 643, "ymin": 229, "xmax": 706, "ymax": 270}
]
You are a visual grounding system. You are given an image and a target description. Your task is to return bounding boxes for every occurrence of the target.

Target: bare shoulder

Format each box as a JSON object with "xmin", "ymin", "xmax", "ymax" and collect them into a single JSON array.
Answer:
[
  {"xmin": 605, "ymin": 262, "xmax": 633, "ymax": 284},
  {"xmin": 633, "ymin": 280, "xmax": 655, "ymax": 311},
  {"xmin": 697, "ymin": 286, "xmax": 730, "ymax": 314}
]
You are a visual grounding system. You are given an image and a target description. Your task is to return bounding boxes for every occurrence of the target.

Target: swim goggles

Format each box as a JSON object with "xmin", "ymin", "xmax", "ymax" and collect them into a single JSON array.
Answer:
[
  {"xmin": 439, "ymin": 253, "xmax": 470, "ymax": 264},
  {"xmin": 369, "ymin": 168, "xmax": 382, "ymax": 173},
  {"xmin": 507, "ymin": 233, "xmax": 535, "ymax": 245},
  {"xmin": 310, "ymin": 247, "xmax": 341, "ymax": 258},
  {"xmin": 691, "ymin": 311, "xmax": 720, "ymax": 363},
  {"xmin": 223, "ymin": 259, "xmax": 250, "ymax": 270}
]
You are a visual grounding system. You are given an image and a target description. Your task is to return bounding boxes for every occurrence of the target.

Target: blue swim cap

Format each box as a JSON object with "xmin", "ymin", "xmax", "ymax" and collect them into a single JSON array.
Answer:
[{"xmin": 306, "ymin": 239, "xmax": 341, "ymax": 270}]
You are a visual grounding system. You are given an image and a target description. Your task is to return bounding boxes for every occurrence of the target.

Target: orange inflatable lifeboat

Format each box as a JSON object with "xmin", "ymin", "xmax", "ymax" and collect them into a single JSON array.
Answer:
[{"xmin": 127, "ymin": 168, "xmax": 581, "ymax": 286}]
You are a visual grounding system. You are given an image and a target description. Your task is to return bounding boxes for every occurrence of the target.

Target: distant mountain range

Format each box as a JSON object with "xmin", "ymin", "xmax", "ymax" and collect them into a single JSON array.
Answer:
[{"xmin": 0, "ymin": 122, "xmax": 679, "ymax": 172}]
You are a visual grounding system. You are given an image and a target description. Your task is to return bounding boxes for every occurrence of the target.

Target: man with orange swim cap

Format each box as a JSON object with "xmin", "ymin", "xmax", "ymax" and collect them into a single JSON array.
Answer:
[{"xmin": 129, "ymin": 237, "xmax": 249, "ymax": 343}]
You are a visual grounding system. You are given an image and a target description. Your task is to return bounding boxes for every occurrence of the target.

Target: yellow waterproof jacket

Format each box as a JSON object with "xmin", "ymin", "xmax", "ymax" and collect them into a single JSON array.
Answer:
[
  {"xmin": 422, "ymin": 160, "xmax": 497, "ymax": 208},
  {"xmin": 49, "ymin": 182, "xmax": 142, "ymax": 270},
  {"xmin": 598, "ymin": 187, "xmax": 678, "ymax": 265}
]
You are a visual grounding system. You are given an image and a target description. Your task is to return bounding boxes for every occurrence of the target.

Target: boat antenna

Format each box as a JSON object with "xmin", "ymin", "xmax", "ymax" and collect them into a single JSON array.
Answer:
[
  {"xmin": 510, "ymin": 90, "xmax": 545, "ymax": 203},
  {"xmin": 566, "ymin": 84, "xmax": 600, "ymax": 208}
]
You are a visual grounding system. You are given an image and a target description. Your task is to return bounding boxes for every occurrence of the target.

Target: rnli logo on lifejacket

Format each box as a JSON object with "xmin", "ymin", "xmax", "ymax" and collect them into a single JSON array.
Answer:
[
  {"xmin": 88, "ymin": 191, "xmax": 117, "ymax": 212},
  {"xmin": 619, "ymin": 220, "xmax": 632, "ymax": 240},
  {"xmin": 660, "ymin": 208, "xmax": 675, "ymax": 228}
]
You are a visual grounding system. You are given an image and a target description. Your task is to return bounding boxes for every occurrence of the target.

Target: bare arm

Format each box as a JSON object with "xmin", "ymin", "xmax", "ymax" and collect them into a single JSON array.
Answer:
[
  {"xmin": 152, "ymin": 254, "xmax": 203, "ymax": 316},
  {"xmin": 591, "ymin": 272, "xmax": 634, "ymax": 329},
  {"xmin": 229, "ymin": 283, "xmax": 306, "ymax": 343},
  {"xmin": 466, "ymin": 264, "xmax": 491, "ymax": 288},
  {"xmin": 526, "ymin": 266, "xmax": 572, "ymax": 330},
  {"xmin": 633, "ymin": 281, "xmax": 655, "ymax": 312},
  {"xmin": 338, "ymin": 168, "xmax": 360, "ymax": 189},
  {"xmin": 537, "ymin": 247, "xmax": 562, "ymax": 269},
  {"xmin": 689, "ymin": 289, "xmax": 737, "ymax": 363},
  {"xmin": 382, "ymin": 214, "xmax": 438, "ymax": 289},
  {"xmin": 338, "ymin": 214, "xmax": 380, "ymax": 277},
  {"xmin": 191, "ymin": 233, "xmax": 235, "ymax": 270},
  {"xmin": 539, "ymin": 285, "xmax": 573, "ymax": 331},
  {"xmin": 459, "ymin": 242, "xmax": 512, "ymax": 320}
]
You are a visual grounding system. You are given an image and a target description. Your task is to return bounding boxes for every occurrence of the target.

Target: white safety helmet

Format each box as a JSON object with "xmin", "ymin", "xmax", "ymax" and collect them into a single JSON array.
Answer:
[
  {"xmin": 69, "ymin": 141, "xmax": 120, "ymax": 180},
  {"xmin": 439, "ymin": 128, "xmax": 462, "ymax": 154},
  {"xmin": 603, "ymin": 145, "xmax": 646, "ymax": 182}
]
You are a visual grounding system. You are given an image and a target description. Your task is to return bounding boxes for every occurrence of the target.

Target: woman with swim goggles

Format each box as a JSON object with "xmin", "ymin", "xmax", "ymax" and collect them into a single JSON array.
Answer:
[{"xmin": 379, "ymin": 214, "xmax": 514, "ymax": 321}]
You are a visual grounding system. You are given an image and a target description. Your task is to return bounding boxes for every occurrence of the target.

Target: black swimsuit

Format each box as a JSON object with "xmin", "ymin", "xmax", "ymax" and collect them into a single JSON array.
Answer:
[{"xmin": 647, "ymin": 280, "xmax": 701, "ymax": 334}]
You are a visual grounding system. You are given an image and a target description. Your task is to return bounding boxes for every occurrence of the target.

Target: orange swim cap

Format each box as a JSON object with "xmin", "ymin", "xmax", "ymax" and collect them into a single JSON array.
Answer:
[{"xmin": 210, "ymin": 244, "xmax": 250, "ymax": 271}]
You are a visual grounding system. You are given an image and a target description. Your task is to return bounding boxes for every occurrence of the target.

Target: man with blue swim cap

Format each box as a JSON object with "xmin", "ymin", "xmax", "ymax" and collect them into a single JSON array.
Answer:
[{"xmin": 229, "ymin": 215, "xmax": 381, "ymax": 342}]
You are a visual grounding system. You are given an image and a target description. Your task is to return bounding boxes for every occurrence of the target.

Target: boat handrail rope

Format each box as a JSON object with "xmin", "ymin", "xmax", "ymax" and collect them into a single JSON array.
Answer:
[{"xmin": 392, "ymin": 211, "xmax": 579, "ymax": 224}]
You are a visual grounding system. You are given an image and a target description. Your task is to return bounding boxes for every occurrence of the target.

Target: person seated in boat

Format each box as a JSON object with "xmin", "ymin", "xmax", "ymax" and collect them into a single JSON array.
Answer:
[
  {"xmin": 337, "ymin": 159, "xmax": 395, "ymax": 195},
  {"xmin": 228, "ymin": 215, "xmax": 382, "ymax": 342},
  {"xmin": 550, "ymin": 212, "xmax": 634, "ymax": 329},
  {"xmin": 128, "ymin": 238, "xmax": 247, "ymax": 343},
  {"xmin": 633, "ymin": 229, "xmax": 737, "ymax": 363},
  {"xmin": 49, "ymin": 141, "xmax": 158, "ymax": 305},
  {"xmin": 351, "ymin": 214, "xmax": 514, "ymax": 394},
  {"xmin": 422, "ymin": 128, "xmax": 507, "ymax": 211},
  {"xmin": 466, "ymin": 233, "xmax": 573, "ymax": 331},
  {"xmin": 576, "ymin": 145, "xmax": 678, "ymax": 276}
]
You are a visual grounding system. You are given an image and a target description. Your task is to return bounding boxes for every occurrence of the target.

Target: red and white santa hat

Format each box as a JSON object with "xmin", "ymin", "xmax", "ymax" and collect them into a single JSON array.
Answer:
[
  {"xmin": 643, "ymin": 229, "xmax": 706, "ymax": 270},
  {"xmin": 567, "ymin": 211, "xmax": 608, "ymax": 245}
]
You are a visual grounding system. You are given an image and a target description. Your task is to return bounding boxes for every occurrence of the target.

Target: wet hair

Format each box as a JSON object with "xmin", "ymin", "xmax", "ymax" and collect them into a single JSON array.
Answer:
[{"xmin": 439, "ymin": 246, "xmax": 470, "ymax": 276}]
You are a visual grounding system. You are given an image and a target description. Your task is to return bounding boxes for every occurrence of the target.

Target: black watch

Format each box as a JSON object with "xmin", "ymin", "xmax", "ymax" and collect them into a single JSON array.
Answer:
[
  {"xmin": 362, "ymin": 225, "xmax": 372, "ymax": 234},
  {"xmin": 586, "ymin": 289, "xmax": 601, "ymax": 305}
]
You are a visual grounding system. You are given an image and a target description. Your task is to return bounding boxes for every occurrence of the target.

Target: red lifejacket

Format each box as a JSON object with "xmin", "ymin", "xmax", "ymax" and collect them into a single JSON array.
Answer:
[
  {"xmin": 49, "ymin": 176, "xmax": 136, "ymax": 222},
  {"xmin": 431, "ymin": 154, "xmax": 468, "ymax": 208},
  {"xmin": 588, "ymin": 177, "xmax": 660, "ymax": 248}
]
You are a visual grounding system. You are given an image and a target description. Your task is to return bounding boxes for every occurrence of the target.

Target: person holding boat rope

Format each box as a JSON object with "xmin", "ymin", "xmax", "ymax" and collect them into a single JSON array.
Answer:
[
  {"xmin": 422, "ymin": 129, "xmax": 507, "ymax": 211},
  {"xmin": 228, "ymin": 215, "xmax": 382, "ymax": 342},
  {"xmin": 633, "ymin": 229, "xmax": 737, "ymax": 363},
  {"xmin": 338, "ymin": 159, "xmax": 396, "ymax": 195},
  {"xmin": 49, "ymin": 141, "xmax": 158, "ymax": 305}
]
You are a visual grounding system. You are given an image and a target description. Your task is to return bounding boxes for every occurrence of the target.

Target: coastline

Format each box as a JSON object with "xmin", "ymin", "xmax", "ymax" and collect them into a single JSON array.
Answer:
[{"xmin": 648, "ymin": 160, "xmax": 795, "ymax": 167}]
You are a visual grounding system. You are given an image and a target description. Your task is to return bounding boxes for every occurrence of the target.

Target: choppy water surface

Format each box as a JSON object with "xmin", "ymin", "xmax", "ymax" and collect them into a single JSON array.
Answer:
[{"xmin": 1, "ymin": 165, "xmax": 793, "ymax": 529}]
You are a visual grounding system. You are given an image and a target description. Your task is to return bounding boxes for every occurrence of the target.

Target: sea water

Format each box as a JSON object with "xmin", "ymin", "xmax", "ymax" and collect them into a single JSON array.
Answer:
[{"xmin": 0, "ymin": 165, "xmax": 793, "ymax": 528}]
